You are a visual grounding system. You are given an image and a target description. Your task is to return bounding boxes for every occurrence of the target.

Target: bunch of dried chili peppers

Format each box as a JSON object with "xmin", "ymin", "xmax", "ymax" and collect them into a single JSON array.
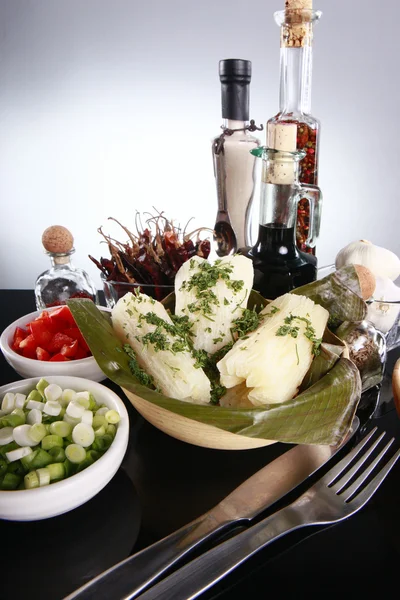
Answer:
[{"xmin": 89, "ymin": 211, "xmax": 212, "ymax": 301}]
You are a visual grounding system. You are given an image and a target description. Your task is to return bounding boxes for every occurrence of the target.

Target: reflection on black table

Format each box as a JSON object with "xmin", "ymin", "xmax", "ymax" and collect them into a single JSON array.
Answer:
[{"xmin": 1, "ymin": 291, "xmax": 400, "ymax": 600}]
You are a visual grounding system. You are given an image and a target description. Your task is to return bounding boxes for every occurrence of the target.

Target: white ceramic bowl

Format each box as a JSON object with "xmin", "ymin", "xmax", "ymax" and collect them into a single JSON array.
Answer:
[
  {"xmin": 0, "ymin": 306, "xmax": 107, "ymax": 382},
  {"xmin": 0, "ymin": 375, "xmax": 129, "ymax": 521}
]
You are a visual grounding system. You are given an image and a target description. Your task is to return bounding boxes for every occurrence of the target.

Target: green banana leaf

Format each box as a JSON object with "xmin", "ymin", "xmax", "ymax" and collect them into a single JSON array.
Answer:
[
  {"xmin": 67, "ymin": 288, "xmax": 362, "ymax": 445},
  {"xmin": 292, "ymin": 265, "xmax": 367, "ymax": 328}
]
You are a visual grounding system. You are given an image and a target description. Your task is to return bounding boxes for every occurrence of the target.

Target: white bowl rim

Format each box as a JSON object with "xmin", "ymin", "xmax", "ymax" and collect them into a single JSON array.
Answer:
[
  {"xmin": 0, "ymin": 375, "xmax": 129, "ymax": 497},
  {"xmin": 0, "ymin": 305, "xmax": 110, "ymax": 366}
]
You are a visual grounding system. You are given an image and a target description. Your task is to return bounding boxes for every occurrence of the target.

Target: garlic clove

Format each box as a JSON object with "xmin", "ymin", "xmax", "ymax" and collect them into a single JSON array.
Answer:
[
  {"xmin": 372, "ymin": 276, "xmax": 400, "ymax": 302},
  {"xmin": 335, "ymin": 240, "xmax": 400, "ymax": 281}
]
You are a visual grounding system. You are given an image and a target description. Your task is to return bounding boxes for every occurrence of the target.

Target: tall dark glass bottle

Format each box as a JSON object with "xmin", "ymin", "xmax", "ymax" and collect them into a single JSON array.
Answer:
[
  {"xmin": 240, "ymin": 146, "xmax": 321, "ymax": 300},
  {"xmin": 212, "ymin": 59, "xmax": 261, "ymax": 257}
]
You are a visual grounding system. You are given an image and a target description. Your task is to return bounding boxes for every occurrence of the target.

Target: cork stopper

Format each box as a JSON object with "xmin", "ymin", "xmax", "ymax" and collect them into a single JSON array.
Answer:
[
  {"xmin": 42, "ymin": 225, "xmax": 74, "ymax": 254},
  {"xmin": 285, "ymin": 0, "xmax": 312, "ymax": 9},
  {"xmin": 281, "ymin": 0, "xmax": 314, "ymax": 47}
]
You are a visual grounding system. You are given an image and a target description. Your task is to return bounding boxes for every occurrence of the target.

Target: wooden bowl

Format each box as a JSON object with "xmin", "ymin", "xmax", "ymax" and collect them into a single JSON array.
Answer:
[{"xmin": 122, "ymin": 388, "xmax": 276, "ymax": 450}]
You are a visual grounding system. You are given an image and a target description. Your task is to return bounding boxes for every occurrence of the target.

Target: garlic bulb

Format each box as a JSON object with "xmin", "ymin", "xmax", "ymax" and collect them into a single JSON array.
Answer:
[
  {"xmin": 373, "ymin": 277, "xmax": 400, "ymax": 302},
  {"xmin": 335, "ymin": 240, "xmax": 400, "ymax": 281}
]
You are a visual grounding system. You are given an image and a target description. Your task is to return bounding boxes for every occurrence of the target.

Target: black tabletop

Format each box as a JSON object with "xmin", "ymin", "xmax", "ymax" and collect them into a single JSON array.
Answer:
[{"xmin": 1, "ymin": 289, "xmax": 400, "ymax": 600}]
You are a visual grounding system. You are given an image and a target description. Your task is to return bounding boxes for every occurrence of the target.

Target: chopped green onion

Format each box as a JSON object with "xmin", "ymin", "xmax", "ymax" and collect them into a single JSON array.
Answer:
[
  {"xmin": 26, "ymin": 399, "xmax": 44, "ymax": 411},
  {"xmin": 72, "ymin": 423, "xmax": 94, "ymax": 448},
  {"xmin": 14, "ymin": 394, "xmax": 27, "ymax": 409},
  {"xmin": 6, "ymin": 446, "xmax": 32, "ymax": 463},
  {"xmin": 30, "ymin": 448, "xmax": 52, "ymax": 469},
  {"xmin": 21, "ymin": 449, "xmax": 38, "ymax": 470},
  {"xmin": 49, "ymin": 421, "xmax": 71, "ymax": 438},
  {"xmin": 27, "ymin": 390, "xmax": 43, "ymax": 403},
  {"xmin": 29, "ymin": 423, "xmax": 47, "ymax": 444},
  {"xmin": 36, "ymin": 467, "xmax": 50, "ymax": 486},
  {"xmin": 1, "ymin": 393, "xmax": 15, "ymax": 414},
  {"xmin": 24, "ymin": 471, "xmax": 39, "ymax": 489},
  {"xmin": 1, "ymin": 412, "xmax": 25, "ymax": 428},
  {"xmin": 92, "ymin": 415, "xmax": 107, "ymax": 429},
  {"xmin": 43, "ymin": 401, "xmax": 62, "ymax": 416},
  {"xmin": 0, "ymin": 458, "xmax": 8, "ymax": 476},
  {"xmin": 66, "ymin": 401, "xmax": 85, "ymax": 419},
  {"xmin": 60, "ymin": 388, "xmax": 77, "ymax": 406},
  {"xmin": 76, "ymin": 392, "xmax": 90, "ymax": 409},
  {"xmin": 42, "ymin": 434, "xmax": 63, "ymax": 450},
  {"xmin": 0, "ymin": 427, "xmax": 14, "ymax": 446},
  {"xmin": 36, "ymin": 378, "xmax": 50, "ymax": 398},
  {"xmin": 65, "ymin": 444, "xmax": 86, "ymax": 464},
  {"xmin": 0, "ymin": 441, "xmax": 19, "ymax": 457},
  {"xmin": 105, "ymin": 410, "xmax": 120, "ymax": 424},
  {"xmin": 88, "ymin": 394, "xmax": 97, "ymax": 411},
  {"xmin": 48, "ymin": 446, "xmax": 66, "ymax": 463},
  {"xmin": 47, "ymin": 462, "xmax": 65, "ymax": 481},
  {"xmin": 94, "ymin": 425, "xmax": 106, "ymax": 437},
  {"xmin": 1, "ymin": 472, "xmax": 21, "ymax": 490},
  {"xmin": 63, "ymin": 459, "xmax": 76, "ymax": 478},
  {"xmin": 27, "ymin": 408, "xmax": 42, "ymax": 425},
  {"xmin": 106, "ymin": 424, "xmax": 117, "ymax": 438},
  {"xmin": 13, "ymin": 424, "xmax": 37, "ymax": 447},
  {"xmin": 44, "ymin": 384, "xmax": 62, "ymax": 402}
]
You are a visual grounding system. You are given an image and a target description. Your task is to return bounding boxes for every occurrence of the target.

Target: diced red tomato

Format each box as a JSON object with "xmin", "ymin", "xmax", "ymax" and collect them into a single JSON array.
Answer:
[
  {"xmin": 49, "ymin": 353, "xmax": 70, "ymax": 362},
  {"xmin": 49, "ymin": 306, "xmax": 76, "ymax": 328},
  {"xmin": 30, "ymin": 319, "xmax": 54, "ymax": 351},
  {"xmin": 11, "ymin": 306, "xmax": 92, "ymax": 362},
  {"xmin": 74, "ymin": 344, "xmax": 90, "ymax": 360},
  {"xmin": 63, "ymin": 327, "xmax": 90, "ymax": 353},
  {"xmin": 47, "ymin": 333, "xmax": 75, "ymax": 354},
  {"xmin": 12, "ymin": 327, "xmax": 28, "ymax": 349},
  {"xmin": 36, "ymin": 347, "xmax": 51, "ymax": 361},
  {"xmin": 60, "ymin": 339, "xmax": 79, "ymax": 358},
  {"xmin": 19, "ymin": 334, "xmax": 37, "ymax": 359}
]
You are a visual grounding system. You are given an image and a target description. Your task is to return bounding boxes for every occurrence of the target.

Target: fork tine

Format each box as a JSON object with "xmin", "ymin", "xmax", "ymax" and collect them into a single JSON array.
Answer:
[
  {"xmin": 331, "ymin": 431, "xmax": 387, "ymax": 493},
  {"xmin": 346, "ymin": 447, "xmax": 400, "ymax": 509},
  {"xmin": 324, "ymin": 427, "xmax": 378, "ymax": 486},
  {"xmin": 340, "ymin": 438, "xmax": 395, "ymax": 501}
]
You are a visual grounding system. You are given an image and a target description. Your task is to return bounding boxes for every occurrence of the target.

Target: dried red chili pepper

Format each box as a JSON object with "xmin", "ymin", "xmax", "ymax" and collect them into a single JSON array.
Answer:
[{"xmin": 90, "ymin": 211, "xmax": 212, "ymax": 302}]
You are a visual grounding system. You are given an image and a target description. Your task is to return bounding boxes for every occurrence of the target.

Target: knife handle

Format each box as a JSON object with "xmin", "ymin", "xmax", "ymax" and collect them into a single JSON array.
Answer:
[
  {"xmin": 136, "ymin": 506, "xmax": 299, "ymax": 600},
  {"xmin": 63, "ymin": 511, "xmax": 233, "ymax": 600}
]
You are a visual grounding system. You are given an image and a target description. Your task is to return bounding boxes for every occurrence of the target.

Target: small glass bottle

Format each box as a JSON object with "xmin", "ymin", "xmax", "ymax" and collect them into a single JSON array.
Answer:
[
  {"xmin": 212, "ymin": 59, "xmax": 262, "ymax": 256},
  {"xmin": 240, "ymin": 146, "xmax": 321, "ymax": 300},
  {"xmin": 266, "ymin": 6, "xmax": 322, "ymax": 255},
  {"xmin": 35, "ymin": 226, "xmax": 98, "ymax": 309}
]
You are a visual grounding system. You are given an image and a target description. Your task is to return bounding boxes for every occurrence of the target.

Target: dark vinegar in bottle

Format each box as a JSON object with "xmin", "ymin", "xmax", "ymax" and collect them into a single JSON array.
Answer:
[{"xmin": 241, "ymin": 222, "xmax": 317, "ymax": 300}]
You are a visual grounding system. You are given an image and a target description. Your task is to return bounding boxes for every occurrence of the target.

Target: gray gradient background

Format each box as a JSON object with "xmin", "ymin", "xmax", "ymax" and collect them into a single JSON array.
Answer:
[{"xmin": 0, "ymin": 0, "xmax": 398, "ymax": 289}]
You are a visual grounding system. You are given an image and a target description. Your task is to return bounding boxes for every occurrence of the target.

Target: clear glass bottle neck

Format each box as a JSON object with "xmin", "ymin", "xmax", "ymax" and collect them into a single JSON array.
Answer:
[
  {"xmin": 259, "ymin": 155, "xmax": 301, "ymax": 230},
  {"xmin": 222, "ymin": 119, "xmax": 250, "ymax": 131},
  {"xmin": 279, "ymin": 44, "xmax": 313, "ymax": 115},
  {"xmin": 49, "ymin": 254, "xmax": 73, "ymax": 268}
]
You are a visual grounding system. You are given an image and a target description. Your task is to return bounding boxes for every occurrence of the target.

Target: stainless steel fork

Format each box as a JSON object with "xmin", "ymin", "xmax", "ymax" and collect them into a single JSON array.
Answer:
[{"xmin": 138, "ymin": 427, "xmax": 400, "ymax": 600}]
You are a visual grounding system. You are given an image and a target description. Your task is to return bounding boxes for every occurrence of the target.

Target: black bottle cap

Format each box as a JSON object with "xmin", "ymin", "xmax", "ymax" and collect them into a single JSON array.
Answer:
[{"xmin": 219, "ymin": 59, "xmax": 252, "ymax": 121}]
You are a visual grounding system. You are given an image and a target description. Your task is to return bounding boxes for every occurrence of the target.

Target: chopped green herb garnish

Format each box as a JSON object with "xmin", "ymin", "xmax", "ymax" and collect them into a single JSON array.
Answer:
[
  {"xmin": 275, "ymin": 314, "xmax": 322, "ymax": 356},
  {"xmin": 123, "ymin": 344, "xmax": 156, "ymax": 388},
  {"xmin": 179, "ymin": 260, "xmax": 245, "ymax": 319},
  {"xmin": 210, "ymin": 383, "xmax": 226, "ymax": 405},
  {"xmin": 232, "ymin": 308, "xmax": 262, "ymax": 339}
]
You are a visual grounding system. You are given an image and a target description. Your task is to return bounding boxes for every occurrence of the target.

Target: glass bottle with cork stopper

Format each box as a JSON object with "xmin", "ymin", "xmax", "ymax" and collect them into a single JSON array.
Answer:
[
  {"xmin": 266, "ymin": 0, "xmax": 322, "ymax": 255},
  {"xmin": 35, "ymin": 225, "xmax": 98, "ymax": 309},
  {"xmin": 240, "ymin": 143, "xmax": 321, "ymax": 300}
]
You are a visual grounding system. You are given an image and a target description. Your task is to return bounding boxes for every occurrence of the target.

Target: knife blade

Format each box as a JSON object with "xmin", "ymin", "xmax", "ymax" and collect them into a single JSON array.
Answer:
[{"xmin": 64, "ymin": 416, "xmax": 359, "ymax": 600}]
